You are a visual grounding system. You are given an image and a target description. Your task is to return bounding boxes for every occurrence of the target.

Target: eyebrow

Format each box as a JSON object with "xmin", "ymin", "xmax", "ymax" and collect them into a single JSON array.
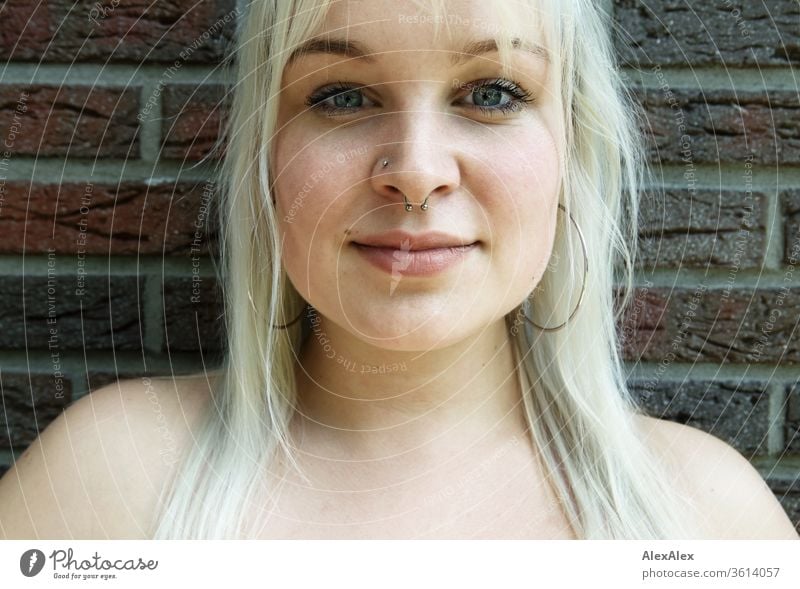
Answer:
[{"xmin": 286, "ymin": 36, "xmax": 549, "ymax": 67}]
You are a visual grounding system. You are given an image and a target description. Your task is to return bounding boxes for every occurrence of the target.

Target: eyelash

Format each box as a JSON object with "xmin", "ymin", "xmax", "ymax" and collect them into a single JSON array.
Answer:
[{"xmin": 304, "ymin": 78, "xmax": 536, "ymax": 117}]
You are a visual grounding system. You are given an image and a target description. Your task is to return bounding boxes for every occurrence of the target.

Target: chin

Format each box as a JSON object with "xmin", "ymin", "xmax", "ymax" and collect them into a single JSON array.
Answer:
[{"xmin": 345, "ymin": 306, "xmax": 486, "ymax": 351}]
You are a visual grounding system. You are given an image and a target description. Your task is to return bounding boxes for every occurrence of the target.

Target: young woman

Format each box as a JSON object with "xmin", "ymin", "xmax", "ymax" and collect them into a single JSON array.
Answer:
[{"xmin": 1, "ymin": 0, "xmax": 797, "ymax": 540}]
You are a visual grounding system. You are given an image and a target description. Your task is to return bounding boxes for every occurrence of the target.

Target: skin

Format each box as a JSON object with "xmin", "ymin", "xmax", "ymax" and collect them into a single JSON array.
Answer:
[
  {"xmin": 0, "ymin": 0, "xmax": 796, "ymax": 540},
  {"xmin": 272, "ymin": 0, "xmax": 558, "ymax": 458},
  {"xmin": 261, "ymin": 0, "xmax": 568, "ymax": 535}
]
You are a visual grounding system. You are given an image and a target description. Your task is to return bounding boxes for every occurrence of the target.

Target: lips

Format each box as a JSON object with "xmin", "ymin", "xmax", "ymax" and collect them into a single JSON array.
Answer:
[
  {"xmin": 351, "ymin": 230, "xmax": 479, "ymax": 277},
  {"xmin": 352, "ymin": 230, "xmax": 477, "ymax": 251}
]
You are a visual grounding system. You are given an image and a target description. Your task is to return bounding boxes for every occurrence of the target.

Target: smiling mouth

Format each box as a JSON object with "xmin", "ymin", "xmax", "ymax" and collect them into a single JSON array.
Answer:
[{"xmin": 351, "ymin": 241, "xmax": 479, "ymax": 277}]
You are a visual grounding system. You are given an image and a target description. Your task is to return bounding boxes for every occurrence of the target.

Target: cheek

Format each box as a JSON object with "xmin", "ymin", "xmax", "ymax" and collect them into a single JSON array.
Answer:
[
  {"xmin": 480, "ymin": 122, "xmax": 561, "ymax": 290},
  {"xmin": 272, "ymin": 130, "xmax": 357, "ymax": 298}
]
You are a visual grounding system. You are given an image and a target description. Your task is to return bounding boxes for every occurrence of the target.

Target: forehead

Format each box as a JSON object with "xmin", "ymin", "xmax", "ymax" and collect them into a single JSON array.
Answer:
[{"xmin": 308, "ymin": 0, "xmax": 544, "ymax": 57}]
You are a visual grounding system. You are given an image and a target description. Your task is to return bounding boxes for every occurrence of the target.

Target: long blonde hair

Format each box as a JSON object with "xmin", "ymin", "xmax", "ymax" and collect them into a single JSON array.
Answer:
[{"xmin": 153, "ymin": 0, "xmax": 702, "ymax": 539}]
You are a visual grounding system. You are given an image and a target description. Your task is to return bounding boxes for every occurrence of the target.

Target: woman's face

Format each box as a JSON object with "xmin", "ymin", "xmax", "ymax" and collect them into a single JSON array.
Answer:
[{"xmin": 272, "ymin": 0, "xmax": 562, "ymax": 350}]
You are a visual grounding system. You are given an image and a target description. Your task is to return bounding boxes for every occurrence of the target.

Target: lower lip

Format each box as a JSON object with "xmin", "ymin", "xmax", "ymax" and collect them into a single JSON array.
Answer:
[{"xmin": 351, "ymin": 242, "xmax": 479, "ymax": 277}]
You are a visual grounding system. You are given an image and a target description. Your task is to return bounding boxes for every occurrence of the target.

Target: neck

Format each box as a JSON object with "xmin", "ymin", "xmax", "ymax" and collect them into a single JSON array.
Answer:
[{"xmin": 291, "ymin": 312, "xmax": 530, "ymax": 460}]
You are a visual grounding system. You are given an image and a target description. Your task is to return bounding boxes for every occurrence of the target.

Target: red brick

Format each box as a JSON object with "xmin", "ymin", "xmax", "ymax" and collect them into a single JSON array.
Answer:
[
  {"xmin": 618, "ymin": 287, "xmax": 669, "ymax": 359},
  {"xmin": 615, "ymin": 0, "xmax": 800, "ymax": 67},
  {"xmin": 0, "ymin": 181, "xmax": 219, "ymax": 256},
  {"xmin": 0, "ymin": 85, "xmax": 139, "ymax": 158},
  {"xmin": 638, "ymin": 189, "xmax": 765, "ymax": 268},
  {"xmin": 0, "ymin": 372, "xmax": 72, "ymax": 449},
  {"xmin": 0, "ymin": 0, "xmax": 239, "ymax": 64},
  {"xmin": 783, "ymin": 190, "xmax": 800, "ymax": 264},
  {"xmin": 162, "ymin": 275, "xmax": 224, "ymax": 355},
  {"xmin": 787, "ymin": 384, "xmax": 800, "ymax": 453},
  {"xmin": 632, "ymin": 87, "xmax": 800, "ymax": 165},
  {"xmin": 161, "ymin": 84, "xmax": 229, "ymax": 161},
  {"xmin": 0, "ymin": 273, "xmax": 144, "ymax": 350},
  {"xmin": 619, "ymin": 286, "xmax": 800, "ymax": 364}
]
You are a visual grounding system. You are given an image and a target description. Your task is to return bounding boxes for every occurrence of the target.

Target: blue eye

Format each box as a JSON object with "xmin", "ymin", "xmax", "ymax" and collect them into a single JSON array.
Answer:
[
  {"xmin": 304, "ymin": 78, "xmax": 536, "ymax": 117},
  {"xmin": 304, "ymin": 82, "xmax": 371, "ymax": 115},
  {"xmin": 459, "ymin": 79, "xmax": 536, "ymax": 116}
]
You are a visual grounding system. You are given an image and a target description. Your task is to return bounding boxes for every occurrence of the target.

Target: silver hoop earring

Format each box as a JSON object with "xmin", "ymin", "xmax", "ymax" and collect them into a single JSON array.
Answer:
[
  {"xmin": 519, "ymin": 203, "xmax": 588, "ymax": 332},
  {"xmin": 380, "ymin": 157, "xmax": 429, "ymax": 212}
]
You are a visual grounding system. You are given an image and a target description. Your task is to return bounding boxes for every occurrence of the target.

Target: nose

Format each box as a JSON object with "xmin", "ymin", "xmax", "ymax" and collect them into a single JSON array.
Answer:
[{"xmin": 370, "ymin": 111, "xmax": 461, "ymax": 211}]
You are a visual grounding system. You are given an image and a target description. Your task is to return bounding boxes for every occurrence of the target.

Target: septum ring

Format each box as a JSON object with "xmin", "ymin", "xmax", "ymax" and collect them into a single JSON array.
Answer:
[{"xmin": 381, "ymin": 158, "xmax": 429, "ymax": 212}]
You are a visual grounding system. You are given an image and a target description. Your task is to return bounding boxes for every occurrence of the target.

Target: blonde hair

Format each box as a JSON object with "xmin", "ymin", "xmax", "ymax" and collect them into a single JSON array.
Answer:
[{"xmin": 153, "ymin": 0, "xmax": 703, "ymax": 539}]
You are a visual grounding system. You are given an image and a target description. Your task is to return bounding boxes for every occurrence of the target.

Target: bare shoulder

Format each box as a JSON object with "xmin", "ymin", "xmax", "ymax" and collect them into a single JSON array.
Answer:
[
  {"xmin": 632, "ymin": 413, "xmax": 799, "ymax": 540},
  {"xmin": 0, "ymin": 372, "xmax": 217, "ymax": 539}
]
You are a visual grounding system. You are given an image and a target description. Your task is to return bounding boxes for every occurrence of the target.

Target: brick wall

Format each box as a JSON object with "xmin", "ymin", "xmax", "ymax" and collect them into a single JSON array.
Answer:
[
  {"xmin": 0, "ymin": 0, "xmax": 234, "ymax": 479},
  {"xmin": 0, "ymin": 0, "xmax": 798, "ymax": 533},
  {"xmin": 614, "ymin": 0, "xmax": 800, "ymax": 532}
]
